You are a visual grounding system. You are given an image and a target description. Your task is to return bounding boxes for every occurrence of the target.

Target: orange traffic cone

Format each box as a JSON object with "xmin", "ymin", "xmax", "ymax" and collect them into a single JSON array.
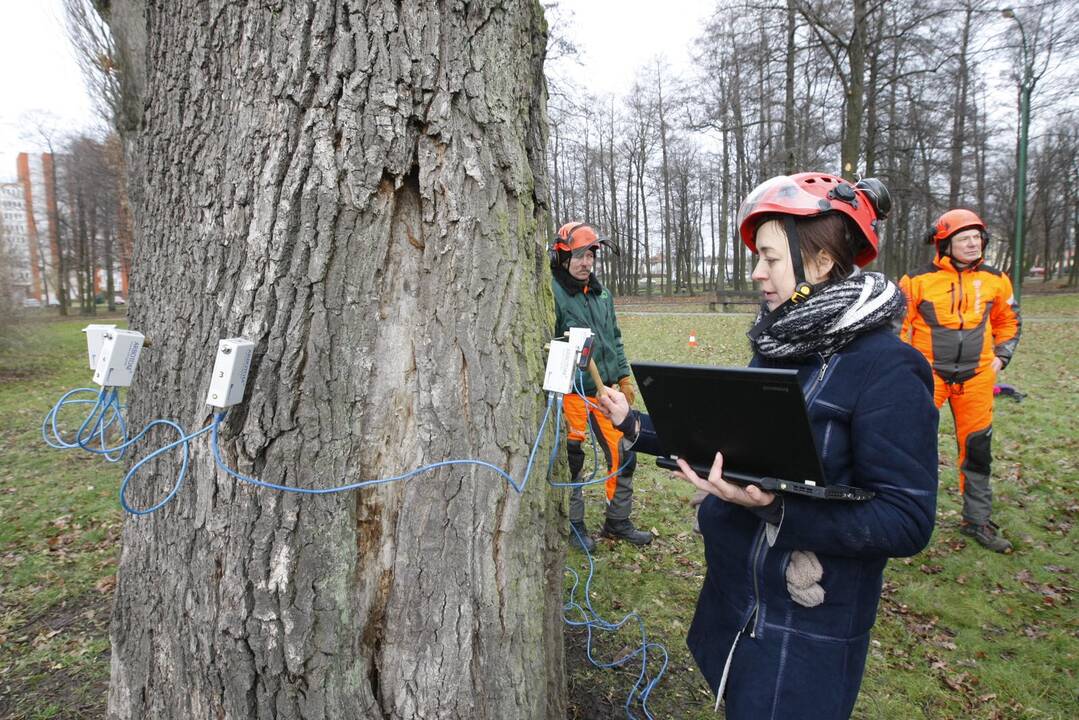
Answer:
[{"xmin": 688, "ymin": 330, "xmax": 698, "ymax": 348}]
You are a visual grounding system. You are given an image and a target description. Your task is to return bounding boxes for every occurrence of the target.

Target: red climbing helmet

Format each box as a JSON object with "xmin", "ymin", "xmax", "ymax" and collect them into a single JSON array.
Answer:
[{"xmin": 737, "ymin": 173, "xmax": 891, "ymax": 267}]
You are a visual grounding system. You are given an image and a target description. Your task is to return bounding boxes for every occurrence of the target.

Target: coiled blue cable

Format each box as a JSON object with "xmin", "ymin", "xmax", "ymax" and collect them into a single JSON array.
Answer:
[
  {"xmin": 546, "ymin": 371, "xmax": 668, "ymax": 718},
  {"xmin": 43, "ymin": 385, "xmax": 213, "ymax": 514},
  {"xmin": 563, "ymin": 524, "xmax": 669, "ymax": 719},
  {"xmin": 42, "ymin": 387, "xmax": 128, "ymax": 461},
  {"xmin": 120, "ymin": 423, "xmax": 214, "ymax": 515}
]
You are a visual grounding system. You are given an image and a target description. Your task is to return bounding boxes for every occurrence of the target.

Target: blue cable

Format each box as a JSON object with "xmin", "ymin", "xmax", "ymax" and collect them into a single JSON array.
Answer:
[
  {"xmin": 563, "ymin": 523, "xmax": 669, "ymax": 719},
  {"xmin": 120, "ymin": 423, "xmax": 214, "ymax": 515},
  {"xmin": 209, "ymin": 393, "xmax": 556, "ymax": 498},
  {"xmin": 73, "ymin": 389, "xmax": 130, "ymax": 460},
  {"xmin": 43, "ymin": 385, "xmax": 214, "ymax": 514},
  {"xmin": 42, "ymin": 387, "xmax": 127, "ymax": 461},
  {"xmin": 551, "ymin": 371, "xmax": 669, "ymax": 718},
  {"xmin": 547, "ymin": 369, "xmax": 633, "ymax": 489}
]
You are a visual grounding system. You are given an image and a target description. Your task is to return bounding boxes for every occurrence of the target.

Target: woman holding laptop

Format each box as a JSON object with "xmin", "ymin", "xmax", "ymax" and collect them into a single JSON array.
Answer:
[{"xmin": 599, "ymin": 173, "xmax": 939, "ymax": 719}]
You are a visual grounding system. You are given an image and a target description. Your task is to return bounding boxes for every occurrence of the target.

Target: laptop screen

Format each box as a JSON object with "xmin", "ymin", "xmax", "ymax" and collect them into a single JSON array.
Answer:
[{"xmin": 631, "ymin": 362, "xmax": 826, "ymax": 486}]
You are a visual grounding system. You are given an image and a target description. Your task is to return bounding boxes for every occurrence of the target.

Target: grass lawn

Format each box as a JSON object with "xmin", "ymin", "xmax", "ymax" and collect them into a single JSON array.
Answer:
[
  {"xmin": 0, "ymin": 313, "xmax": 126, "ymax": 719},
  {"xmin": 1, "ymin": 295, "xmax": 1076, "ymax": 719}
]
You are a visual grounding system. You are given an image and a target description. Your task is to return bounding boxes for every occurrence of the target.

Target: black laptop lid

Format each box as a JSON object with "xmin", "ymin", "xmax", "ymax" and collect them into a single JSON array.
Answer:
[{"xmin": 631, "ymin": 362, "xmax": 826, "ymax": 485}]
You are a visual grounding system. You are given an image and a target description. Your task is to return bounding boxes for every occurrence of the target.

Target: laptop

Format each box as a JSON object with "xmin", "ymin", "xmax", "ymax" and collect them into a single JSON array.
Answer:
[{"xmin": 631, "ymin": 361, "xmax": 873, "ymax": 502}]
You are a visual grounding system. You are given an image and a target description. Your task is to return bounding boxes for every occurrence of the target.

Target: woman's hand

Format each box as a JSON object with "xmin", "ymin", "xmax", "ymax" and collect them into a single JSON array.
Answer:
[
  {"xmin": 674, "ymin": 452, "xmax": 775, "ymax": 508},
  {"xmin": 597, "ymin": 387, "xmax": 631, "ymax": 426}
]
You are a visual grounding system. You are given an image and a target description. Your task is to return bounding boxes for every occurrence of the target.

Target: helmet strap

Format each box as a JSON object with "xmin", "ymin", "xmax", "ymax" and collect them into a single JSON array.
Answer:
[
  {"xmin": 784, "ymin": 216, "xmax": 814, "ymax": 303},
  {"xmin": 748, "ymin": 216, "xmax": 814, "ymax": 341}
]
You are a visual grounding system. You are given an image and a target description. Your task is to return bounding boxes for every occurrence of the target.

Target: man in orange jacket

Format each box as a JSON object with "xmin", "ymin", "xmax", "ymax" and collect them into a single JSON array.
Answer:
[{"xmin": 899, "ymin": 209, "xmax": 1021, "ymax": 552}]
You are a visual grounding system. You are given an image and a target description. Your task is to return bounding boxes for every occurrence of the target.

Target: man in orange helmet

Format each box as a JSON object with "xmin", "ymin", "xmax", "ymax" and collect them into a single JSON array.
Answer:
[
  {"xmin": 551, "ymin": 221, "xmax": 652, "ymax": 552},
  {"xmin": 899, "ymin": 209, "xmax": 1021, "ymax": 552}
]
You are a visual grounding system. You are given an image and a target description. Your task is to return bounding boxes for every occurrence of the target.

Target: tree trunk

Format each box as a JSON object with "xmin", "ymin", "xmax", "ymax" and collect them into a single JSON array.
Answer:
[
  {"xmin": 75, "ymin": 187, "xmax": 89, "ymax": 312},
  {"xmin": 606, "ymin": 101, "xmax": 621, "ymax": 292},
  {"xmin": 783, "ymin": 0, "xmax": 797, "ymax": 174},
  {"xmin": 720, "ymin": 127, "xmax": 730, "ymax": 289},
  {"xmin": 87, "ymin": 187, "xmax": 99, "ymax": 314},
  {"xmin": 708, "ymin": 163, "xmax": 717, "ymax": 288},
  {"xmin": 840, "ymin": 0, "xmax": 867, "ymax": 179},
  {"xmin": 105, "ymin": 226, "xmax": 116, "ymax": 312},
  {"xmin": 948, "ymin": 5, "xmax": 973, "ymax": 207},
  {"xmin": 45, "ymin": 151, "xmax": 70, "ymax": 315},
  {"xmin": 104, "ymin": 2, "xmax": 563, "ymax": 719},
  {"xmin": 551, "ymin": 122, "xmax": 561, "ymax": 225},
  {"xmin": 863, "ymin": 8, "xmax": 884, "ymax": 178},
  {"xmin": 974, "ymin": 85, "xmax": 988, "ymax": 218},
  {"xmin": 656, "ymin": 66, "xmax": 673, "ymax": 296},
  {"xmin": 624, "ymin": 151, "xmax": 635, "ymax": 293},
  {"xmin": 639, "ymin": 149, "xmax": 652, "ymax": 297}
]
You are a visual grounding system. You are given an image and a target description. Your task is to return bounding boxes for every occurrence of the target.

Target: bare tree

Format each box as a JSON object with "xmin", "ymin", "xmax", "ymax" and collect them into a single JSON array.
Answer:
[{"xmin": 64, "ymin": 0, "xmax": 123, "ymax": 125}]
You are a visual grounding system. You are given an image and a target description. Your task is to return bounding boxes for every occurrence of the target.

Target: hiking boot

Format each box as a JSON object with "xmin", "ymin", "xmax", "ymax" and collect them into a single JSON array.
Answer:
[
  {"xmin": 601, "ymin": 518, "xmax": 653, "ymax": 546},
  {"xmin": 569, "ymin": 521, "xmax": 596, "ymax": 553},
  {"xmin": 960, "ymin": 520, "xmax": 1013, "ymax": 554}
]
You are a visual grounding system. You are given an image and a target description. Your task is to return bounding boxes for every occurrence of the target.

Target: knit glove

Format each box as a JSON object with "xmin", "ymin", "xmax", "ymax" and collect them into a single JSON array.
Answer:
[
  {"xmin": 617, "ymin": 376, "xmax": 636, "ymax": 406},
  {"xmin": 785, "ymin": 550, "xmax": 825, "ymax": 608}
]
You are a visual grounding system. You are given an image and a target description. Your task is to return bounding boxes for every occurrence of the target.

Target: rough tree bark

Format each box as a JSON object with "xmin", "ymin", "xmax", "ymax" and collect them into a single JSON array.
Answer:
[{"xmin": 103, "ymin": 1, "xmax": 563, "ymax": 719}]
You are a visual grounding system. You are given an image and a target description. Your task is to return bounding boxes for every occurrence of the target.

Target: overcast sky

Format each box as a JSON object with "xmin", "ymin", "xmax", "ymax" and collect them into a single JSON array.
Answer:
[
  {"xmin": 548, "ymin": 0, "xmax": 713, "ymax": 97},
  {"xmin": 0, "ymin": 0, "xmax": 713, "ymax": 182},
  {"xmin": 0, "ymin": 0, "xmax": 104, "ymax": 182},
  {"xmin": 0, "ymin": 1, "xmax": 1055, "ymax": 185}
]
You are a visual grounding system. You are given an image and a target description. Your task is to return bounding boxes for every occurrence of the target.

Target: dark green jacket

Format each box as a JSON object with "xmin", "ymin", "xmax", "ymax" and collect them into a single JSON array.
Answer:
[{"xmin": 552, "ymin": 266, "xmax": 630, "ymax": 395}]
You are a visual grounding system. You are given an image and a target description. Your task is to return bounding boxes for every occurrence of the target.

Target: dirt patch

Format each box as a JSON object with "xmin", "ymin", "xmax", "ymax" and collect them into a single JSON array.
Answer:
[
  {"xmin": 0, "ymin": 592, "xmax": 111, "ymax": 720},
  {"xmin": 5, "ymin": 591, "xmax": 110, "ymax": 640},
  {"xmin": 0, "ymin": 368, "xmax": 35, "ymax": 383},
  {"xmin": 565, "ymin": 625, "xmax": 631, "ymax": 719},
  {"xmin": 565, "ymin": 624, "xmax": 712, "ymax": 719},
  {"xmin": 0, "ymin": 657, "xmax": 108, "ymax": 720}
]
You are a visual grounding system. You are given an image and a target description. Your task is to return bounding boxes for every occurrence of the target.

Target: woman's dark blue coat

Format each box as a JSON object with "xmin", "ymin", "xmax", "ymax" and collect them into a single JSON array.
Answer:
[{"xmin": 634, "ymin": 327, "xmax": 939, "ymax": 719}]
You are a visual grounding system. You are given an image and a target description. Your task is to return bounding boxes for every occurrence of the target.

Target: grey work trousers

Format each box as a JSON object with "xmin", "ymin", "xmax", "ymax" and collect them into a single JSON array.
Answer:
[{"xmin": 567, "ymin": 438, "xmax": 637, "ymax": 523}]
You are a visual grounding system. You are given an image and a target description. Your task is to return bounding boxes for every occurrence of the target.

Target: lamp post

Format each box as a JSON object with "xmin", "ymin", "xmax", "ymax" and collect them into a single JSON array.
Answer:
[{"xmin": 1002, "ymin": 7, "xmax": 1033, "ymax": 304}]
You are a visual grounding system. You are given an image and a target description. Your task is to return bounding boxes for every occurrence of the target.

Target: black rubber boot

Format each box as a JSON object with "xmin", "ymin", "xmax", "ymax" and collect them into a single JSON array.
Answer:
[
  {"xmin": 601, "ymin": 518, "xmax": 653, "ymax": 546},
  {"xmin": 569, "ymin": 521, "xmax": 596, "ymax": 553}
]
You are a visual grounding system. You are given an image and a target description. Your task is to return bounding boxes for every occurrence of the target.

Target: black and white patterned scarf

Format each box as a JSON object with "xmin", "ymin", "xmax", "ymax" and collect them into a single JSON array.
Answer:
[{"xmin": 750, "ymin": 272, "xmax": 905, "ymax": 360}]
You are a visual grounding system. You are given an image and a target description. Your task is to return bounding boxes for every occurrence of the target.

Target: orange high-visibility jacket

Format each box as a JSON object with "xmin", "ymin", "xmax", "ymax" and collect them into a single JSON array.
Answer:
[{"xmin": 899, "ymin": 256, "xmax": 1021, "ymax": 384}]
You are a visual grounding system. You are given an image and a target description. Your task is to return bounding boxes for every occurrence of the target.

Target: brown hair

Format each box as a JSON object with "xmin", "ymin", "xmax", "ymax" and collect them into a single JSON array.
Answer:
[{"xmin": 792, "ymin": 213, "xmax": 858, "ymax": 283}]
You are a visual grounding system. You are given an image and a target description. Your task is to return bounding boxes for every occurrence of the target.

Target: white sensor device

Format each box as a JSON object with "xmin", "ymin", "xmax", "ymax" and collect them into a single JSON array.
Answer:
[
  {"xmin": 543, "ymin": 340, "xmax": 577, "ymax": 395},
  {"xmin": 82, "ymin": 324, "xmax": 116, "ymax": 370},
  {"xmin": 92, "ymin": 329, "xmax": 145, "ymax": 387},
  {"xmin": 567, "ymin": 327, "xmax": 593, "ymax": 356},
  {"xmin": 206, "ymin": 338, "xmax": 255, "ymax": 408}
]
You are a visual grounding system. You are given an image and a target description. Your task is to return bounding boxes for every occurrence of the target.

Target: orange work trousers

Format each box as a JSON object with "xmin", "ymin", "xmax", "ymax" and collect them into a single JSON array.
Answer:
[
  {"xmin": 934, "ymin": 368, "xmax": 995, "ymax": 525},
  {"xmin": 562, "ymin": 393, "xmax": 623, "ymax": 501}
]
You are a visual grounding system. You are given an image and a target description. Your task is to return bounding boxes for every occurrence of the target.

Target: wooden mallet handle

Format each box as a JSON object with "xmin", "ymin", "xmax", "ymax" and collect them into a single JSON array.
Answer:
[{"xmin": 587, "ymin": 358, "xmax": 609, "ymax": 398}]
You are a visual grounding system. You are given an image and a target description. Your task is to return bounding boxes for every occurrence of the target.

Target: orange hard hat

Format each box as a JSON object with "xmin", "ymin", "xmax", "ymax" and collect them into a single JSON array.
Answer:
[
  {"xmin": 929, "ymin": 209, "xmax": 987, "ymax": 244},
  {"xmin": 554, "ymin": 222, "xmax": 602, "ymax": 257}
]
